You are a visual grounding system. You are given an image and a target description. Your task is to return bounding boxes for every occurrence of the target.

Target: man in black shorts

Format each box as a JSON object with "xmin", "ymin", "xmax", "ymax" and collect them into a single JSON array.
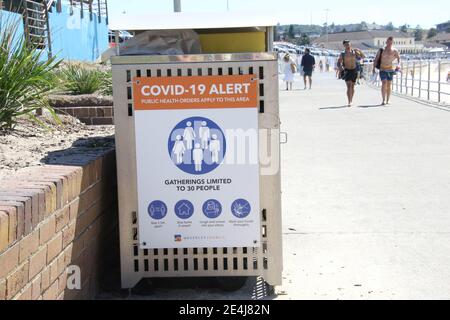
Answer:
[
  {"xmin": 301, "ymin": 48, "xmax": 316, "ymax": 90},
  {"xmin": 337, "ymin": 40, "xmax": 365, "ymax": 106}
]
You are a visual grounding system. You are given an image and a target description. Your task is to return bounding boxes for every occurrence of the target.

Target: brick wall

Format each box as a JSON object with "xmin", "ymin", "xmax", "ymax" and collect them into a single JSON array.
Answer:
[
  {"xmin": 55, "ymin": 106, "xmax": 114, "ymax": 125},
  {"xmin": 49, "ymin": 95, "xmax": 114, "ymax": 126},
  {"xmin": 0, "ymin": 149, "xmax": 118, "ymax": 300}
]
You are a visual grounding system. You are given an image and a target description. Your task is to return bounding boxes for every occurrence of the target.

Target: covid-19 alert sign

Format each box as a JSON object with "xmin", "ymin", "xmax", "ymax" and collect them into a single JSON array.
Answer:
[{"xmin": 133, "ymin": 75, "xmax": 261, "ymax": 248}]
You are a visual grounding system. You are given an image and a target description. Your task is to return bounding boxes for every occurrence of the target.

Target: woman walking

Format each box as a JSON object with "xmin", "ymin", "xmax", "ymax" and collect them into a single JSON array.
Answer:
[{"xmin": 282, "ymin": 53, "xmax": 297, "ymax": 91}]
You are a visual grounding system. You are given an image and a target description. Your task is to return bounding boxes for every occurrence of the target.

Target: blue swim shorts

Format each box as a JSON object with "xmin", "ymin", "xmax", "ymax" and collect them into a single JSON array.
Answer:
[{"xmin": 380, "ymin": 70, "xmax": 395, "ymax": 81}]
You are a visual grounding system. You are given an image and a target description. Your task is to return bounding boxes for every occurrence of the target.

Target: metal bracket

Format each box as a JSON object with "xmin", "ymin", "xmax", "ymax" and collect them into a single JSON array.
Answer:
[{"xmin": 280, "ymin": 132, "xmax": 288, "ymax": 144}]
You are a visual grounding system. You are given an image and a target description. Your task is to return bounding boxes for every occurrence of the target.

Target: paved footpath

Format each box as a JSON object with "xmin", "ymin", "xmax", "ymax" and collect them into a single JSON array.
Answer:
[
  {"xmin": 102, "ymin": 72, "xmax": 450, "ymax": 300},
  {"xmin": 279, "ymin": 72, "xmax": 450, "ymax": 300}
]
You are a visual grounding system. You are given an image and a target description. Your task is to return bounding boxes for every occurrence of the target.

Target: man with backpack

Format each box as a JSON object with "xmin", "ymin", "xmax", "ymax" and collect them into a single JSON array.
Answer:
[
  {"xmin": 337, "ymin": 40, "xmax": 365, "ymax": 107},
  {"xmin": 373, "ymin": 36, "xmax": 401, "ymax": 105}
]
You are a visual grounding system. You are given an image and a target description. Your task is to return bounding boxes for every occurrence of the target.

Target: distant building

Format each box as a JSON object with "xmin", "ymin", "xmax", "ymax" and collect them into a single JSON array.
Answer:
[
  {"xmin": 313, "ymin": 30, "xmax": 423, "ymax": 53},
  {"xmin": 428, "ymin": 33, "xmax": 450, "ymax": 49},
  {"xmin": 1, "ymin": 0, "xmax": 109, "ymax": 61},
  {"xmin": 436, "ymin": 21, "xmax": 450, "ymax": 33}
]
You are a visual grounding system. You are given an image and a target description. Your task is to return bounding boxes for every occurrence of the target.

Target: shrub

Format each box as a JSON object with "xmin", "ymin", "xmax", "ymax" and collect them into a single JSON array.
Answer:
[
  {"xmin": 99, "ymin": 70, "xmax": 112, "ymax": 96},
  {"xmin": 60, "ymin": 63, "xmax": 102, "ymax": 95},
  {"xmin": 0, "ymin": 14, "xmax": 61, "ymax": 130}
]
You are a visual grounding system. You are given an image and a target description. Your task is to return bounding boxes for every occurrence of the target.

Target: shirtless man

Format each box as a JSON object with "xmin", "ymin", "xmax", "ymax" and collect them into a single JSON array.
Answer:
[
  {"xmin": 373, "ymin": 36, "xmax": 401, "ymax": 105},
  {"xmin": 338, "ymin": 40, "xmax": 365, "ymax": 107}
]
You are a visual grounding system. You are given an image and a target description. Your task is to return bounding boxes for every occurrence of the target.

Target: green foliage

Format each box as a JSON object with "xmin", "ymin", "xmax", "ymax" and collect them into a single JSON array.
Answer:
[
  {"xmin": 288, "ymin": 25, "xmax": 295, "ymax": 39},
  {"xmin": 0, "ymin": 14, "xmax": 61, "ymax": 130},
  {"xmin": 427, "ymin": 28, "xmax": 438, "ymax": 39},
  {"xmin": 386, "ymin": 22, "xmax": 395, "ymax": 31},
  {"xmin": 299, "ymin": 33, "xmax": 311, "ymax": 46},
  {"xmin": 99, "ymin": 70, "xmax": 112, "ymax": 96},
  {"xmin": 414, "ymin": 26, "xmax": 423, "ymax": 41},
  {"xmin": 59, "ymin": 63, "xmax": 102, "ymax": 95},
  {"xmin": 58, "ymin": 63, "xmax": 112, "ymax": 96}
]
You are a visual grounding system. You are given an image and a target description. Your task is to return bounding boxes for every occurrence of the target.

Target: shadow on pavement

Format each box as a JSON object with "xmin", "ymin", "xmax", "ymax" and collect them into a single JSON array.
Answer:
[
  {"xmin": 97, "ymin": 276, "xmax": 277, "ymax": 300},
  {"xmin": 358, "ymin": 104, "xmax": 383, "ymax": 108},
  {"xmin": 319, "ymin": 106, "xmax": 349, "ymax": 110}
]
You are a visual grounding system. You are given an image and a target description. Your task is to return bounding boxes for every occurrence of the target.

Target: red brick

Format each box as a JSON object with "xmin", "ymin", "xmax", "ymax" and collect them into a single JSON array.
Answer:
[
  {"xmin": 55, "ymin": 207, "xmax": 70, "ymax": 232},
  {"xmin": 56, "ymin": 251, "xmax": 68, "ymax": 277},
  {"xmin": 78, "ymin": 183, "xmax": 98, "ymax": 214},
  {"xmin": 42, "ymin": 280, "xmax": 58, "ymax": 300},
  {"xmin": 19, "ymin": 230, "xmax": 39, "ymax": 263},
  {"xmin": 104, "ymin": 107, "xmax": 113, "ymax": 117},
  {"xmin": 0, "ymin": 184, "xmax": 48, "ymax": 224},
  {"xmin": 47, "ymin": 232, "xmax": 63, "ymax": 264},
  {"xmin": 0, "ymin": 211, "xmax": 9, "ymax": 252},
  {"xmin": 0, "ymin": 206, "xmax": 17, "ymax": 246},
  {"xmin": 89, "ymin": 107, "xmax": 97, "ymax": 117},
  {"xmin": 71, "ymin": 236, "xmax": 85, "ymax": 261},
  {"xmin": 0, "ymin": 279, "xmax": 6, "ymax": 300},
  {"xmin": 92, "ymin": 117, "xmax": 113, "ymax": 125},
  {"xmin": 62, "ymin": 221, "xmax": 76, "ymax": 249},
  {"xmin": 29, "ymin": 246, "xmax": 47, "ymax": 279},
  {"xmin": 0, "ymin": 203, "xmax": 25, "ymax": 239},
  {"xmin": 40, "ymin": 267, "xmax": 50, "ymax": 291},
  {"xmin": 0, "ymin": 243, "xmax": 19, "ymax": 279},
  {"xmin": 69, "ymin": 199, "xmax": 80, "ymax": 220},
  {"xmin": 58, "ymin": 271, "xmax": 68, "ymax": 295},
  {"xmin": 0, "ymin": 196, "xmax": 33, "ymax": 234},
  {"xmin": 73, "ymin": 169, "xmax": 83, "ymax": 199},
  {"xmin": 0, "ymin": 190, "xmax": 39, "ymax": 228},
  {"xmin": 45, "ymin": 184, "xmax": 57, "ymax": 217},
  {"xmin": 75, "ymin": 107, "xmax": 89, "ymax": 118},
  {"xmin": 31, "ymin": 275, "xmax": 41, "ymax": 300},
  {"xmin": 49, "ymin": 259, "xmax": 59, "ymax": 284},
  {"xmin": 6, "ymin": 262, "xmax": 29, "ymax": 299},
  {"xmin": 76, "ymin": 198, "xmax": 104, "ymax": 237},
  {"xmin": 39, "ymin": 215, "xmax": 56, "ymax": 246},
  {"xmin": 14, "ymin": 284, "xmax": 32, "ymax": 300}
]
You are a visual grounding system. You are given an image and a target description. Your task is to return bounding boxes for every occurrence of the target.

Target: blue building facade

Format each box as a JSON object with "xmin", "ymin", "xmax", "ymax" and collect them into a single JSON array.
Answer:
[{"xmin": 0, "ymin": 0, "xmax": 109, "ymax": 62}]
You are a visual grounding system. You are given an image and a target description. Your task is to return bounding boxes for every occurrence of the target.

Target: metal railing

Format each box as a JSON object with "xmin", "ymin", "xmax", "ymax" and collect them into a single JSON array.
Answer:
[{"xmin": 364, "ymin": 60, "xmax": 450, "ymax": 105}]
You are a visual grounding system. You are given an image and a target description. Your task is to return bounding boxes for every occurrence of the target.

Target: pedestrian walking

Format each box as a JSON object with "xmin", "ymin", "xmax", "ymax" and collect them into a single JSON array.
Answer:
[
  {"xmin": 373, "ymin": 36, "xmax": 401, "ymax": 105},
  {"xmin": 282, "ymin": 53, "xmax": 297, "ymax": 91},
  {"xmin": 337, "ymin": 40, "xmax": 365, "ymax": 107},
  {"xmin": 301, "ymin": 48, "xmax": 316, "ymax": 90}
]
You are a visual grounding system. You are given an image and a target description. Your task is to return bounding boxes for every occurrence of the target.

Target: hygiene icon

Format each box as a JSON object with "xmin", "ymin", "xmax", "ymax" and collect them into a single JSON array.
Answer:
[
  {"xmin": 231, "ymin": 199, "xmax": 251, "ymax": 218},
  {"xmin": 168, "ymin": 117, "xmax": 226, "ymax": 175},
  {"xmin": 202, "ymin": 199, "xmax": 222, "ymax": 219}
]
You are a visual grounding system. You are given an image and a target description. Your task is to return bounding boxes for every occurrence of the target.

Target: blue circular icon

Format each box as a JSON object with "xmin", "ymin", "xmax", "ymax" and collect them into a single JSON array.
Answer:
[
  {"xmin": 231, "ymin": 199, "xmax": 252, "ymax": 218},
  {"xmin": 174, "ymin": 200, "xmax": 195, "ymax": 219},
  {"xmin": 148, "ymin": 201, "xmax": 167, "ymax": 220},
  {"xmin": 168, "ymin": 117, "xmax": 226, "ymax": 175},
  {"xmin": 202, "ymin": 199, "xmax": 222, "ymax": 219}
]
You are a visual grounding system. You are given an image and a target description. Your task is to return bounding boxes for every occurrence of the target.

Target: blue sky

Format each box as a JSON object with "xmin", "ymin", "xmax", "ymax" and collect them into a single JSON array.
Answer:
[{"xmin": 108, "ymin": 0, "xmax": 449, "ymax": 29}]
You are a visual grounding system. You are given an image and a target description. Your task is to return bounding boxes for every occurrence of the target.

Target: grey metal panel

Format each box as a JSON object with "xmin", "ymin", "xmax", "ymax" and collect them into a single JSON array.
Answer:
[
  {"xmin": 112, "ymin": 57, "xmax": 282, "ymax": 288},
  {"xmin": 111, "ymin": 52, "xmax": 278, "ymax": 65}
]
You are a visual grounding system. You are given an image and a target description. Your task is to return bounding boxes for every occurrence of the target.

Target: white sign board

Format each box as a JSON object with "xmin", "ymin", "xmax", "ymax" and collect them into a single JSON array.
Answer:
[{"xmin": 133, "ymin": 75, "xmax": 261, "ymax": 248}]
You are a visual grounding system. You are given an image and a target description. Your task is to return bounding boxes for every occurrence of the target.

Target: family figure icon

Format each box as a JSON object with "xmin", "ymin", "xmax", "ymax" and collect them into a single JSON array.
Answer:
[{"xmin": 170, "ymin": 117, "xmax": 225, "ymax": 174}]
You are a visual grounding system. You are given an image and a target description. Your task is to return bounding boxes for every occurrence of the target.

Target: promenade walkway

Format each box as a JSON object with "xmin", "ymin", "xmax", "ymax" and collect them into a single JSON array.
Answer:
[
  {"xmin": 280, "ymin": 72, "xmax": 450, "ymax": 299},
  {"xmin": 101, "ymin": 72, "xmax": 450, "ymax": 300}
]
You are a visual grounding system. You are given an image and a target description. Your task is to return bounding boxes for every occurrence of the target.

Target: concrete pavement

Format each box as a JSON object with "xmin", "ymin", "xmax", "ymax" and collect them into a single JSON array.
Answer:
[
  {"xmin": 280, "ymin": 72, "xmax": 450, "ymax": 299},
  {"xmin": 101, "ymin": 72, "xmax": 450, "ymax": 300}
]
